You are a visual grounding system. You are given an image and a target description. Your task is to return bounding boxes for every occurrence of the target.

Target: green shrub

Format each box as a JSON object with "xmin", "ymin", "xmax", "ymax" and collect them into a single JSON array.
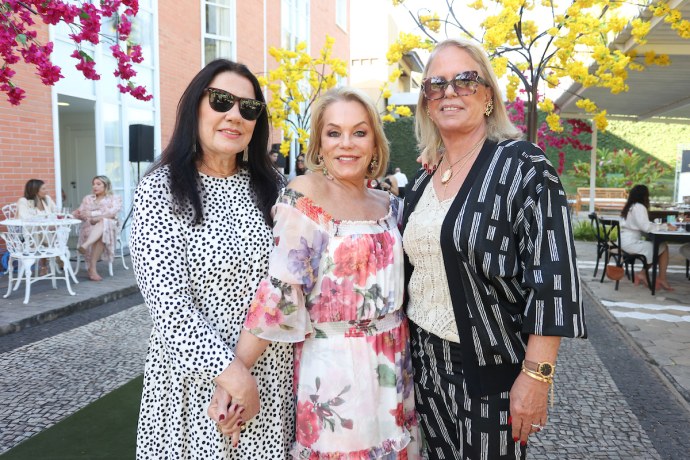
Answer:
[
  {"xmin": 572, "ymin": 219, "xmax": 596, "ymax": 241},
  {"xmin": 384, "ymin": 116, "xmax": 419, "ymax": 178}
]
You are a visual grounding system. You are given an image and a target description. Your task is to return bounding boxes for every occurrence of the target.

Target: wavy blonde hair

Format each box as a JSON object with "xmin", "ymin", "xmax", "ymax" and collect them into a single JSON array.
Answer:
[
  {"xmin": 305, "ymin": 87, "xmax": 389, "ymax": 180},
  {"xmin": 93, "ymin": 175, "xmax": 113, "ymax": 196},
  {"xmin": 415, "ymin": 38, "xmax": 523, "ymax": 165}
]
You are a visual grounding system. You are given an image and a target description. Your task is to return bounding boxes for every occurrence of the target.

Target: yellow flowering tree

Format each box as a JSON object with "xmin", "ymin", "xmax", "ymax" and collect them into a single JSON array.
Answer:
[
  {"xmin": 391, "ymin": 0, "xmax": 690, "ymax": 143},
  {"xmin": 258, "ymin": 37, "xmax": 347, "ymax": 158}
]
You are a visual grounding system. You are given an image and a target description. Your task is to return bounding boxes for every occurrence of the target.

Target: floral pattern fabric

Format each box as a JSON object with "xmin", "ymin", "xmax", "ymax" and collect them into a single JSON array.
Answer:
[
  {"xmin": 245, "ymin": 189, "xmax": 420, "ymax": 460},
  {"xmin": 74, "ymin": 194, "xmax": 122, "ymax": 265}
]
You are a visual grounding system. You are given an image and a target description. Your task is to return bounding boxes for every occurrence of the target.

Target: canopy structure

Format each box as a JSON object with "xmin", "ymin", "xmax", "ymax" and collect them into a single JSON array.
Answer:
[
  {"xmin": 555, "ymin": 0, "xmax": 690, "ymax": 211},
  {"xmin": 556, "ymin": 0, "xmax": 690, "ymax": 123}
]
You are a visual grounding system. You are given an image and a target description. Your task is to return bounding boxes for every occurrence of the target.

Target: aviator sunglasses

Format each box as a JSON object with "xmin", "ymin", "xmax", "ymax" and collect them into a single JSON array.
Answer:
[
  {"xmin": 421, "ymin": 70, "xmax": 489, "ymax": 100},
  {"xmin": 205, "ymin": 87, "xmax": 266, "ymax": 121}
]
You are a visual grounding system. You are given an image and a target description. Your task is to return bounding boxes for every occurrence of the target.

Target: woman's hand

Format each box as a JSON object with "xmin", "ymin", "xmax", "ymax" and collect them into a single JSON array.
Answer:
[
  {"xmin": 208, "ymin": 385, "xmax": 245, "ymax": 447},
  {"xmin": 214, "ymin": 358, "xmax": 260, "ymax": 422},
  {"xmin": 509, "ymin": 371, "xmax": 549, "ymax": 445}
]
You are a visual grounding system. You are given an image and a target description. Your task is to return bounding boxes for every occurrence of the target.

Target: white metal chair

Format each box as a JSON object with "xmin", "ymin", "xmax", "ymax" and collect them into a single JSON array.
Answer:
[
  {"xmin": 2, "ymin": 203, "xmax": 17, "ymax": 219},
  {"xmin": 73, "ymin": 218, "xmax": 129, "ymax": 277},
  {"xmin": 1, "ymin": 222, "xmax": 75, "ymax": 304}
]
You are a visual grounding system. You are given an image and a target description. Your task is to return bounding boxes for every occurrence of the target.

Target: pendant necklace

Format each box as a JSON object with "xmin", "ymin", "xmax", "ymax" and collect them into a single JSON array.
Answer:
[{"xmin": 439, "ymin": 136, "xmax": 486, "ymax": 185}]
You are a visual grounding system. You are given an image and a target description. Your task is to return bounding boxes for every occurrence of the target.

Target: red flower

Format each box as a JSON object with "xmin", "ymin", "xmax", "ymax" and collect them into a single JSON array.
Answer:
[
  {"xmin": 296, "ymin": 400, "xmax": 320, "ymax": 447},
  {"xmin": 333, "ymin": 235, "xmax": 377, "ymax": 286},
  {"xmin": 311, "ymin": 277, "xmax": 362, "ymax": 322},
  {"xmin": 390, "ymin": 402, "xmax": 405, "ymax": 427}
]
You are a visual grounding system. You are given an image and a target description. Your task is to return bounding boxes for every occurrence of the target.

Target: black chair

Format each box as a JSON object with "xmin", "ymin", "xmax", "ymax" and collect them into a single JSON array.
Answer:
[
  {"xmin": 588, "ymin": 212, "xmax": 618, "ymax": 280},
  {"xmin": 591, "ymin": 212, "xmax": 650, "ymax": 290}
]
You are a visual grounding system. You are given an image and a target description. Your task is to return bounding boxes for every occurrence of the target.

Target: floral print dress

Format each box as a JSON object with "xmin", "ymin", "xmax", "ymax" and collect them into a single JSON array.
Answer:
[{"xmin": 245, "ymin": 189, "xmax": 420, "ymax": 460}]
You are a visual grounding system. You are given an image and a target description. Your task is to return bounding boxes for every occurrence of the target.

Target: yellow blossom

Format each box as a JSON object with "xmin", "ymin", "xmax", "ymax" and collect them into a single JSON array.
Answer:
[
  {"xmin": 538, "ymin": 98, "xmax": 555, "ymax": 113},
  {"xmin": 382, "ymin": 114, "xmax": 396, "ymax": 123},
  {"xmin": 420, "ymin": 13, "xmax": 441, "ymax": 33},
  {"xmin": 546, "ymin": 113, "xmax": 563, "ymax": 132},
  {"xmin": 491, "ymin": 56, "xmax": 509, "ymax": 78},
  {"xmin": 631, "ymin": 18, "xmax": 651, "ymax": 42},
  {"xmin": 593, "ymin": 110, "xmax": 608, "ymax": 131},
  {"xmin": 576, "ymin": 98, "xmax": 598, "ymax": 113},
  {"xmin": 395, "ymin": 106, "xmax": 413, "ymax": 117}
]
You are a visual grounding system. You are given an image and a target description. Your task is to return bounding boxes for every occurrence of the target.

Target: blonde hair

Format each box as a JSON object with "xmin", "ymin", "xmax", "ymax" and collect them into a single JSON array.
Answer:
[
  {"xmin": 305, "ymin": 87, "xmax": 389, "ymax": 180},
  {"xmin": 93, "ymin": 175, "xmax": 113, "ymax": 195},
  {"xmin": 415, "ymin": 38, "xmax": 522, "ymax": 165}
]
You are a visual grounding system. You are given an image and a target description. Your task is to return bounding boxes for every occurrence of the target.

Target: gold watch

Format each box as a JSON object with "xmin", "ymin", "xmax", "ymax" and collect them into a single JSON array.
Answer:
[{"xmin": 523, "ymin": 359, "xmax": 556, "ymax": 378}]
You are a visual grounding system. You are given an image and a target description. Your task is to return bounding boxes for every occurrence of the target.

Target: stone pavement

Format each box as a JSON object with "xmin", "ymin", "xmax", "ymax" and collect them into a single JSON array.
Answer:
[
  {"xmin": 2, "ymin": 241, "xmax": 690, "ymax": 457},
  {"xmin": 0, "ymin": 255, "xmax": 138, "ymax": 336}
]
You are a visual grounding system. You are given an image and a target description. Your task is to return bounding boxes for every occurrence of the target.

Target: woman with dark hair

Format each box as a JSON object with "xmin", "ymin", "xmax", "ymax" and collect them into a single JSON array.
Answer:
[
  {"xmin": 620, "ymin": 184, "xmax": 674, "ymax": 290},
  {"xmin": 130, "ymin": 59, "xmax": 292, "ymax": 458},
  {"xmin": 16, "ymin": 179, "xmax": 56, "ymax": 218}
]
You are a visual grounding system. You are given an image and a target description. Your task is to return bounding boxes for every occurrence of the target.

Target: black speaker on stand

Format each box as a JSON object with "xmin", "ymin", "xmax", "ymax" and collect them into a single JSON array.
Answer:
[
  {"xmin": 129, "ymin": 124, "xmax": 154, "ymax": 182},
  {"xmin": 125, "ymin": 124, "xmax": 154, "ymax": 229}
]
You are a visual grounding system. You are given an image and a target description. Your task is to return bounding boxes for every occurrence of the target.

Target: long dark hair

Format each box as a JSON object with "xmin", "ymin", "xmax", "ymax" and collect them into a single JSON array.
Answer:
[
  {"xmin": 150, "ymin": 59, "xmax": 282, "ymax": 225},
  {"xmin": 621, "ymin": 184, "xmax": 650, "ymax": 219},
  {"xmin": 24, "ymin": 179, "xmax": 47, "ymax": 208}
]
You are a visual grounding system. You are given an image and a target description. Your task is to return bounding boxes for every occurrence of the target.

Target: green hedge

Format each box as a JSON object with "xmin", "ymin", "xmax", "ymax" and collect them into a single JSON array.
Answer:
[{"xmin": 384, "ymin": 116, "xmax": 420, "ymax": 179}]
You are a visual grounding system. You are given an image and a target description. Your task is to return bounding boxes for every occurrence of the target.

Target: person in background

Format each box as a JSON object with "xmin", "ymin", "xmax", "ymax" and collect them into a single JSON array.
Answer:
[
  {"xmin": 16, "ymin": 179, "xmax": 59, "ymax": 275},
  {"xmin": 393, "ymin": 167, "xmax": 408, "ymax": 198},
  {"xmin": 130, "ymin": 59, "xmax": 293, "ymax": 459},
  {"xmin": 402, "ymin": 38, "xmax": 586, "ymax": 459},
  {"xmin": 294, "ymin": 154, "xmax": 308, "ymax": 176},
  {"xmin": 72, "ymin": 175, "xmax": 122, "ymax": 281},
  {"xmin": 620, "ymin": 184, "xmax": 674, "ymax": 291},
  {"xmin": 212, "ymin": 86, "xmax": 420, "ymax": 459},
  {"xmin": 16, "ymin": 179, "xmax": 57, "ymax": 218},
  {"xmin": 269, "ymin": 150, "xmax": 285, "ymax": 176}
]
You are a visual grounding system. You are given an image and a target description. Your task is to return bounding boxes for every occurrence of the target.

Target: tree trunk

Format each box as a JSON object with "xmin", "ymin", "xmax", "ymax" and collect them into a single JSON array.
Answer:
[{"xmin": 526, "ymin": 87, "xmax": 539, "ymax": 143}]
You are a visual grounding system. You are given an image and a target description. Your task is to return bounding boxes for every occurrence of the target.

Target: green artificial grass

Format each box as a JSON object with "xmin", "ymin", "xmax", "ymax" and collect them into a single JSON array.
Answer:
[{"xmin": 1, "ymin": 375, "xmax": 143, "ymax": 460}]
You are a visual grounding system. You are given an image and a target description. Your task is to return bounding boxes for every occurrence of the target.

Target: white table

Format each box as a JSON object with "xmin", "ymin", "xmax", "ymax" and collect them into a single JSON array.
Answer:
[{"xmin": 1, "ymin": 217, "xmax": 82, "ymax": 303}]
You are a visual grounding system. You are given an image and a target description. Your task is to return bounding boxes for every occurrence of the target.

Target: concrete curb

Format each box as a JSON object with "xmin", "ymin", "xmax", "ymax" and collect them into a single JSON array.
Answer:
[
  {"xmin": 0, "ymin": 284, "xmax": 140, "ymax": 337},
  {"xmin": 581, "ymin": 278, "xmax": 690, "ymax": 411}
]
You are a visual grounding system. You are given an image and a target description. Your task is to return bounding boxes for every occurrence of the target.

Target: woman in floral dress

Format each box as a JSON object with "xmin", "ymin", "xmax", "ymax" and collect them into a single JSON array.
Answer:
[
  {"xmin": 72, "ymin": 175, "xmax": 122, "ymax": 281},
  {"xmin": 212, "ymin": 87, "xmax": 420, "ymax": 459}
]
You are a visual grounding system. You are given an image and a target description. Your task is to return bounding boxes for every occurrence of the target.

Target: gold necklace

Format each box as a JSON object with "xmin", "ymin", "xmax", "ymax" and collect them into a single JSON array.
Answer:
[
  {"xmin": 439, "ymin": 137, "xmax": 486, "ymax": 185},
  {"xmin": 200, "ymin": 159, "xmax": 237, "ymax": 177}
]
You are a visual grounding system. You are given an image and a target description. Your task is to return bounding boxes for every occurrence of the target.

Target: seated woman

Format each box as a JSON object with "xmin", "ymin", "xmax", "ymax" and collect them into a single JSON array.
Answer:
[
  {"xmin": 17, "ymin": 179, "xmax": 57, "ymax": 219},
  {"xmin": 620, "ymin": 184, "xmax": 674, "ymax": 291},
  {"xmin": 16, "ymin": 179, "xmax": 59, "ymax": 275},
  {"xmin": 72, "ymin": 175, "xmax": 122, "ymax": 281}
]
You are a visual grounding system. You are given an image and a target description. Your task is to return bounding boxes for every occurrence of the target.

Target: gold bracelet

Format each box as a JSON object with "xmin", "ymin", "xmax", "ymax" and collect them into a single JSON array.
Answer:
[{"xmin": 520, "ymin": 368, "xmax": 555, "ymax": 408}]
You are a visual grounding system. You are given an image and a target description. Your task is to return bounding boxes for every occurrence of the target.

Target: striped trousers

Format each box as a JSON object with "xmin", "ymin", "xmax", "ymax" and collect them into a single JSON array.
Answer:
[{"xmin": 410, "ymin": 323, "xmax": 526, "ymax": 460}]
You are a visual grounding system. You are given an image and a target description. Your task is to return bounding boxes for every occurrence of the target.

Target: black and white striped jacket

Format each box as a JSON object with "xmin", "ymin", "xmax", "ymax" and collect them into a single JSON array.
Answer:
[{"xmin": 402, "ymin": 139, "xmax": 587, "ymax": 398}]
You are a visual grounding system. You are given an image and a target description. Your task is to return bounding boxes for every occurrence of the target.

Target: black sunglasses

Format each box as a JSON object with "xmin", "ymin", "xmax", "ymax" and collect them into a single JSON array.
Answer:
[
  {"xmin": 205, "ymin": 87, "xmax": 266, "ymax": 121},
  {"xmin": 421, "ymin": 71, "xmax": 489, "ymax": 100}
]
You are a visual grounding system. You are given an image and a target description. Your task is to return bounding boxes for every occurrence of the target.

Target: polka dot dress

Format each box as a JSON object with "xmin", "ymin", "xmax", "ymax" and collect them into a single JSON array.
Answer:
[{"xmin": 130, "ymin": 166, "xmax": 294, "ymax": 460}]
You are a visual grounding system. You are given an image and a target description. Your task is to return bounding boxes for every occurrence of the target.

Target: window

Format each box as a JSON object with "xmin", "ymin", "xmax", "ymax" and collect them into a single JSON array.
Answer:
[
  {"xmin": 204, "ymin": 0, "xmax": 235, "ymax": 65},
  {"xmin": 281, "ymin": 0, "xmax": 309, "ymax": 50},
  {"xmin": 336, "ymin": 0, "xmax": 347, "ymax": 30}
]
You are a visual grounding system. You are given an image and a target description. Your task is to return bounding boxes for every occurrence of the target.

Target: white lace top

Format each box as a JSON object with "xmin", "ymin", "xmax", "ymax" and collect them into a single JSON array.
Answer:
[{"xmin": 403, "ymin": 183, "xmax": 460, "ymax": 343}]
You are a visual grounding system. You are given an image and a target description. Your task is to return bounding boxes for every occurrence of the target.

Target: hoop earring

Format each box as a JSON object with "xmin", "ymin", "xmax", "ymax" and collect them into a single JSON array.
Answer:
[{"xmin": 484, "ymin": 99, "xmax": 494, "ymax": 117}]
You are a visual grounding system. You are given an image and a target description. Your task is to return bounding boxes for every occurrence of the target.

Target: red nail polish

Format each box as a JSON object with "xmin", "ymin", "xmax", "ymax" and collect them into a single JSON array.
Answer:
[
  {"xmin": 219, "ymin": 414, "xmax": 225, "ymax": 422},
  {"xmin": 508, "ymin": 415, "xmax": 512, "ymax": 425},
  {"xmin": 520, "ymin": 441, "xmax": 527, "ymax": 446},
  {"xmin": 513, "ymin": 437, "xmax": 519, "ymax": 442}
]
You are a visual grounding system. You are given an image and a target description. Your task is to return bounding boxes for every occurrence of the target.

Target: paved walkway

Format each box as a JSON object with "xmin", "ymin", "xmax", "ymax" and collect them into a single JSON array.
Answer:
[{"xmin": 2, "ymin": 241, "xmax": 690, "ymax": 457}]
